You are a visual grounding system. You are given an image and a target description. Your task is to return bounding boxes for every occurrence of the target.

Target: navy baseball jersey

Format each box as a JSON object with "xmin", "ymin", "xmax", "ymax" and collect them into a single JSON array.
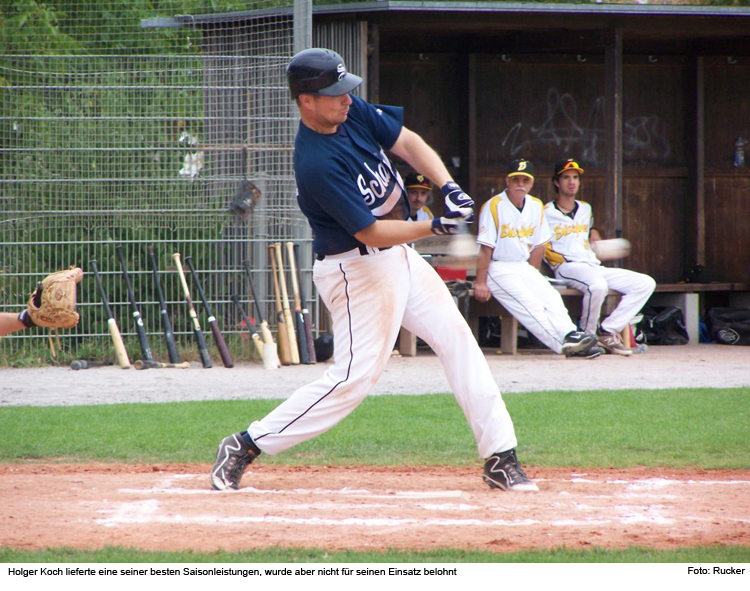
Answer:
[{"xmin": 294, "ymin": 94, "xmax": 409, "ymax": 255}]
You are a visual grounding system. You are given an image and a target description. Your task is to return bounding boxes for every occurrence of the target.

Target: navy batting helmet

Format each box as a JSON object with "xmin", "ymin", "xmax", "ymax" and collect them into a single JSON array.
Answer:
[
  {"xmin": 286, "ymin": 48, "xmax": 362, "ymax": 99},
  {"xmin": 314, "ymin": 333, "xmax": 334, "ymax": 362}
]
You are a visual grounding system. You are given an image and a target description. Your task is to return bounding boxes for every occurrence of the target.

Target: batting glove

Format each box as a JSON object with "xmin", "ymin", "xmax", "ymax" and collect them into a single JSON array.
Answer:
[
  {"xmin": 441, "ymin": 181, "xmax": 475, "ymax": 223},
  {"xmin": 431, "ymin": 208, "xmax": 473, "ymax": 236}
]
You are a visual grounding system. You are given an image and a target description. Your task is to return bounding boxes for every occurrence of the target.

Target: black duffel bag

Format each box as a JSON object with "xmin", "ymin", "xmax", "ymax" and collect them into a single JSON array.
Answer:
[
  {"xmin": 708, "ymin": 307, "xmax": 750, "ymax": 346},
  {"xmin": 638, "ymin": 306, "xmax": 689, "ymax": 345}
]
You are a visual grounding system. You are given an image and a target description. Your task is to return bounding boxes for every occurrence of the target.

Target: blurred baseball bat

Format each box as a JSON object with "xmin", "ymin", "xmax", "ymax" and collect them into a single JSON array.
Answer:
[
  {"xmin": 184, "ymin": 256, "xmax": 234, "ymax": 368},
  {"xmin": 115, "ymin": 246, "xmax": 154, "ymax": 365},
  {"xmin": 134, "ymin": 359, "xmax": 190, "ymax": 370},
  {"xmin": 147, "ymin": 245, "xmax": 181, "ymax": 364},
  {"xmin": 268, "ymin": 245, "xmax": 292, "ymax": 366},
  {"xmin": 293, "ymin": 243, "xmax": 316, "ymax": 364},
  {"xmin": 231, "ymin": 294, "xmax": 265, "ymax": 360},
  {"xmin": 274, "ymin": 242, "xmax": 300, "ymax": 365},
  {"xmin": 286, "ymin": 242, "xmax": 310, "ymax": 364},
  {"xmin": 89, "ymin": 260, "xmax": 130, "ymax": 369},
  {"xmin": 70, "ymin": 359, "xmax": 114, "ymax": 371},
  {"xmin": 173, "ymin": 253, "xmax": 213, "ymax": 369}
]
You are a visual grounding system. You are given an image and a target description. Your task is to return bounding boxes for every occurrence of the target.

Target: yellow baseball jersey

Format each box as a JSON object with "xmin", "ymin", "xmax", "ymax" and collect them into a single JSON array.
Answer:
[
  {"xmin": 543, "ymin": 200, "xmax": 600, "ymax": 270},
  {"xmin": 409, "ymin": 206, "xmax": 434, "ymax": 222},
  {"xmin": 477, "ymin": 191, "xmax": 551, "ymax": 262}
]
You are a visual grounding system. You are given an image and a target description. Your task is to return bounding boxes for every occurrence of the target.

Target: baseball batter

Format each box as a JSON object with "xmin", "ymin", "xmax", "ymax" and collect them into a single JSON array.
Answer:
[
  {"xmin": 544, "ymin": 159, "xmax": 656, "ymax": 355},
  {"xmin": 211, "ymin": 48, "xmax": 537, "ymax": 493},
  {"xmin": 474, "ymin": 159, "xmax": 601, "ymax": 358}
]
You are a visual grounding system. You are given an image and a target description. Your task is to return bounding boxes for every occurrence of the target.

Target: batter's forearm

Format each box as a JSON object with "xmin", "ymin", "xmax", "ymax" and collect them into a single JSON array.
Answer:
[{"xmin": 354, "ymin": 219, "xmax": 433, "ymax": 248}]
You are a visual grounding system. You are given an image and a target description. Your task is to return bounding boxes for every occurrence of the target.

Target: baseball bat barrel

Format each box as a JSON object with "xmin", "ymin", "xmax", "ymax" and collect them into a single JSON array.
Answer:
[
  {"xmin": 89, "ymin": 259, "xmax": 131, "ymax": 369},
  {"xmin": 172, "ymin": 253, "xmax": 213, "ymax": 368},
  {"xmin": 70, "ymin": 359, "xmax": 114, "ymax": 371},
  {"xmin": 274, "ymin": 242, "xmax": 300, "ymax": 365},
  {"xmin": 184, "ymin": 256, "xmax": 234, "ymax": 368},
  {"xmin": 134, "ymin": 359, "xmax": 191, "ymax": 370},
  {"xmin": 286, "ymin": 242, "xmax": 310, "ymax": 364},
  {"xmin": 242, "ymin": 259, "xmax": 275, "ymax": 349},
  {"xmin": 294, "ymin": 243, "xmax": 317, "ymax": 364},
  {"xmin": 268, "ymin": 246, "xmax": 292, "ymax": 366},
  {"xmin": 231, "ymin": 294, "xmax": 265, "ymax": 361},
  {"xmin": 146, "ymin": 245, "xmax": 181, "ymax": 364},
  {"xmin": 115, "ymin": 246, "xmax": 154, "ymax": 363}
]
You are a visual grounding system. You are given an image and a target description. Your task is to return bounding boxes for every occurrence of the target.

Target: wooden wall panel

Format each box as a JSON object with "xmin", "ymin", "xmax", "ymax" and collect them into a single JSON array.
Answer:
[
  {"xmin": 474, "ymin": 57, "xmax": 606, "ymax": 169},
  {"xmin": 622, "ymin": 62, "xmax": 687, "ymax": 167},
  {"xmin": 703, "ymin": 61, "xmax": 750, "ymax": 282},
  {"xmin": 379, "ymin": 52, "xmax": 462, "ymax": 173},
  {"xmin": 622, "ymin": 176, "xmax": 688, "ymax": 282},
  {"xmin": 704, "ymin": 62, "xmax": 750, "ymax": 168},
  {"xmin": 704, "ymin": 174, "xmax": 750, "ymax": 282}
]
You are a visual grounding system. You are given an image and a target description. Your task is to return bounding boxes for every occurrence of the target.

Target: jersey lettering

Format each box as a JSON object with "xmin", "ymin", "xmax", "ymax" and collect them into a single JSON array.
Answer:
[
  {"xmin": 499, "ymin": 223, "xmax": 535, "ymax": 239},
  {"xmin": 552, "ymin": 222, "xmax": 589, "ymax": 241},
  {"xmin": 357, "ymin": 161, "xmax": 392, "ymax": 205}
]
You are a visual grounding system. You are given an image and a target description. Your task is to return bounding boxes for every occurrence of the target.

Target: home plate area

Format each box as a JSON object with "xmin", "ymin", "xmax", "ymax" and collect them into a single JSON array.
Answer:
[{"xmin": 1, "ymin": 464, "xmax": 749, "ymax": 552}]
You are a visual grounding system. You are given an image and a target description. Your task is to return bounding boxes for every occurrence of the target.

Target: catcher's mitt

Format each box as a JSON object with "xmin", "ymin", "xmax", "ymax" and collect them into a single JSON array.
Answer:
[{"xmin": 26, "ymin": 267, "xmax": 83, "ymax": 329}]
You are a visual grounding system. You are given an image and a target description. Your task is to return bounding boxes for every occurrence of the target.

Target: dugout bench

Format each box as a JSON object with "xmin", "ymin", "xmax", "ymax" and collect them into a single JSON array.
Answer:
[
  {"xmin": 399, "ymin": 280, "xmax": 750, "ymax": 356},
  {"xmin": 397, "ymin": 235, "xmax": 750, "ymax": 355}
]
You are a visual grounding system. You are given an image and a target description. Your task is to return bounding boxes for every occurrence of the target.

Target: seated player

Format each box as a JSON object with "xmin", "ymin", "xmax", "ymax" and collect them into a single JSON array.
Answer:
[{"xmin": 544, "ymin": 158, "xmax": 656, "ymax": 355}]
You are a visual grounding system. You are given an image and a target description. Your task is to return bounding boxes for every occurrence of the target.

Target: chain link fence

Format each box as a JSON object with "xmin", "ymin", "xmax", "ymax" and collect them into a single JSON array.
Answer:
[{"xmin": 0, "ymin": 1, "xmax": 318, "ymax": 363}]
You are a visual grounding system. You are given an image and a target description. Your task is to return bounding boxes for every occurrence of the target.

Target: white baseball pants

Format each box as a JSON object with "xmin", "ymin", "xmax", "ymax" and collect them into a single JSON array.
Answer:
[
  {"xmin": 249, "ymin": 244, "xmax": 517, "ymax": 460},
  {"xmin": 486, "ymin": 261, "xmax": 578, "ymax": 354},
  {"xmin": 555, "ymin": 262, "xmax": 656, "ymax": 334}
]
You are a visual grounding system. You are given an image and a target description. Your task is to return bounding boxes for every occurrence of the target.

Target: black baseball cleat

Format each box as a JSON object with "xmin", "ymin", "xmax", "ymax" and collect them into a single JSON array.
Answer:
[
  {"xmin": 210, "ymin": 431, "xmax": 260, "ymax": 491},
  {"xmin": 561, "ymin": 331, "xmax": 597, "ymax": 356},
  {"xmin": 483, "ymin": 449, "xmax": 539, "ymax": 492},
  {"xmin": 567, "ymin": 344, "xmax": 605, "ymax": 359}
]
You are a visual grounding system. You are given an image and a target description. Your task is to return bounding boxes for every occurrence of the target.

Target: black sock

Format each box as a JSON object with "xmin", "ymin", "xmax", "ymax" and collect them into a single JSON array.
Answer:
[{"xmin": 239, "ymin": 431, "xmax": 261, "ymax": 455}]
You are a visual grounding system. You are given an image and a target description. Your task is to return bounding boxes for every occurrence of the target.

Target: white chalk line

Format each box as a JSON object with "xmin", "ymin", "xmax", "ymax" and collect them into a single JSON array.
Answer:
[{"xmin": 92, "ymin": 473, "xmax": 750, "ymax": 530}]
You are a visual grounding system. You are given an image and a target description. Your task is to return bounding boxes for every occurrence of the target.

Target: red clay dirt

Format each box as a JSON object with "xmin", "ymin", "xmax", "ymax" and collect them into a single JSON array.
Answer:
[{"xmin": 1, "ymin": 463, "xmax": 748, "ymax": 553}]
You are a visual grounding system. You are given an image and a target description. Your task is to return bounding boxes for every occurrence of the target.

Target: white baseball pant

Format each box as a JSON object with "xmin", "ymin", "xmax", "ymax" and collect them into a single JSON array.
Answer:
[
  {"xmin": 486, "ymin": 261, "xmax": 578, "ymax": 354},
  {"xmin": 555, "ymin": 262, "xmax": 656, "ymax": 334},
  {"xmin": 249, "ymin": 244, "xmax": 517, "ymax": 459}
]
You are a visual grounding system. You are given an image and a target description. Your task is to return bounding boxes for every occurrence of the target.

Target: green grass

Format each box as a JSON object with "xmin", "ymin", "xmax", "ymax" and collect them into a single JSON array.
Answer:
[
  {"xmin": 2, "ymin": 545, "xmax": 750, "ymax": 564},
  {"xmin": 0, "ymin": 388, "xmax": 747, "ymax": 468}
]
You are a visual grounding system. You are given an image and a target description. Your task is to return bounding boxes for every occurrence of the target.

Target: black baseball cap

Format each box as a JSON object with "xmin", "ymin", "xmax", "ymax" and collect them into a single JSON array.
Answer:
[
  {"xmin": 553, "ymin": 158, "xmax": 585, "ymax": 179},
  {"xmin": 404, "ymin": 172, "xmax": 431, "ymax": 190},
  {"xmin": 507, "ymin": 159, "xmax": 534, "ymax": 179}
]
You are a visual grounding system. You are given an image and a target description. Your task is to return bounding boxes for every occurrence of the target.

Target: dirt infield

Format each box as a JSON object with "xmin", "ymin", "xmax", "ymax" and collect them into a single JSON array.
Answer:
[{"xmin": 1, "ymin": 463, "xmax": 749, "ymax": 553}]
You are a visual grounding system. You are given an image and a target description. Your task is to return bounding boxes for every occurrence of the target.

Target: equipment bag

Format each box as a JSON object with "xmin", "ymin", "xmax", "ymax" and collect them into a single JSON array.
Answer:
[
  {"xmin": 638, "ymin": 306, "xmax": 689, "ymax": 345},
  {"xmin": 708, "ymin": 307, "xmax": 750, "ymax": 346}
]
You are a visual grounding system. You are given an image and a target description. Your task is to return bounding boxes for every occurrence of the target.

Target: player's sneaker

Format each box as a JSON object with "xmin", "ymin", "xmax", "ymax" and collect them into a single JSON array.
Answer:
[
  {"xmin": 210, "ymin": 431, "xmax": 260, "ymax": 491},
  {"xmin": 567, "ymin": 345, "xmax": 605, "ymax": 359},
  {"xmin": 598, "ymin": 329, "xmax": 633, "ymax": 356},
  {"xmin": 561, "ymin": 331, "xmax": 597, "ymax": 356},
  {"xmin": 483, "ymin": 449, "xmax": 539, "ymax": 492}
]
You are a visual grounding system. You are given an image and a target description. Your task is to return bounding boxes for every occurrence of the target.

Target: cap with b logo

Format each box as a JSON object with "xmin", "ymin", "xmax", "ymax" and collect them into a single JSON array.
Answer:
[
  {"xmin": 507, "ymin": 159, "xmax": 535, "ymax": 179},
  {"xmin": 553, "ymin": 159, "xmax": 585, "ymax": 179},
  {"xmin": 404, "ymin": 172, "xmax": 432, "ymax": 190}
]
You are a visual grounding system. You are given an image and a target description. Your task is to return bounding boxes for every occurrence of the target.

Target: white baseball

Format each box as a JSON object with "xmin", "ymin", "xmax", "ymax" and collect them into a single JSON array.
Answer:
[{"xmin": 592, "ymin": 238, "xmax": 631, "ymax": 261}]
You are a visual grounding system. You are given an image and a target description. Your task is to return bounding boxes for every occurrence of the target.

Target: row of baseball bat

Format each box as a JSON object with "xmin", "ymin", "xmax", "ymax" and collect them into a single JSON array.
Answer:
[{"xmin": 88, "ymin": 242, "xmax": 315, "ymax": 370}]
